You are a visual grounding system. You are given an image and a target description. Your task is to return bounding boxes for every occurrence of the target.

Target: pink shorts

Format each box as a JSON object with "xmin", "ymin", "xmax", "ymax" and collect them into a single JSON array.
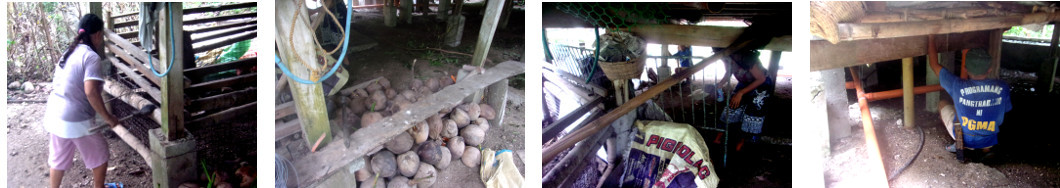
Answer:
[{"xmin": 48, "ymin": 134, "xmax": 110, "ymax": 170}]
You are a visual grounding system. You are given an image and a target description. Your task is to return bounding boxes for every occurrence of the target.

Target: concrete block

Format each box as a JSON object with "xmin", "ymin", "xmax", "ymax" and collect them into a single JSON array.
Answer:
[
  {"xmin": 149, "ymin": 128, "xmax": 198, "ymax": 188},
  {"xmin": 486, "ymin": 79, "xmax": 509, "ymax": 127},
  {"xmin": 445, "ymin": 15, "xmax": 466, "ymax": 47},
  {"xmin": 384, "ymin": 5, "xmax": 397, "ymax": 27}
]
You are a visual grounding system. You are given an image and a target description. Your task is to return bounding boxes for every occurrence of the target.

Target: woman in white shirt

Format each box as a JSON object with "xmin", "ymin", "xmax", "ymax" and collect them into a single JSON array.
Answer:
[{"xmin": 43, "ymin": 13, "xmax": 119, "ymax": 188}]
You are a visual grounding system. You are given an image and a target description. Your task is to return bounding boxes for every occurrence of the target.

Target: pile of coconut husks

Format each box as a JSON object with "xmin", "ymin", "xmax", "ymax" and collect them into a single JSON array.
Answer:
[{"xmin": 337, "ymin": 75, "xmax": 498, "ymax": 188}]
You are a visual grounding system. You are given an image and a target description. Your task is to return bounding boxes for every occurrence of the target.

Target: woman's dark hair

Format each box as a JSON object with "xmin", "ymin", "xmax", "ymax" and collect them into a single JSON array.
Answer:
[{"xmin": 59, "ymin": 14, "xmax": 104, "ymax": 68}]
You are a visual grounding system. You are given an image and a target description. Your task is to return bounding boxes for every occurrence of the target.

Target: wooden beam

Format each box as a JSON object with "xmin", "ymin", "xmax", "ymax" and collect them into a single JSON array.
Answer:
[
  {"xmin": 106, "ymin": 43, "xmax": 162, "ymax": 86},
  {"xmin": 184, "ymin": 57, "xmax": 256, "ymax": 82},
  {"xmin": 106, "ymin": 56, "xmax": 162, "ymax": 101},
  {"xmin": 193, "ymin": 31, "xmax": 257, "ymax": 53},
  {"xmin": 191, "ymin": 24, "xmax": 257, "ymax": 43},
  {"xmin": 276, "ymin": 120, "xmax": 301, "ymax": 141},
  {"xmin": 276, "ymin": 101, "xmax": 296, "ymax": 120},
  {"xmin": 810, "ymin": 31, "xmax": 991, "ymax": 71},
  {"xmin": 183, "ymin": 2, "xmax": 258, "ymax": 15},
  {"xmin": 186, "ymin": 73, "xmax": 257, "ymax": 95},
  {"xmin": 160, "ymin": 3, "xmax": 187, "ymax": 140},
  {"xmin": 834, "ymin": 12, "xmax": 1060, "ymax": 42},
  {"xmin": 111, "ymin": 2, "xmax": 257, "ymax": 20},
  {"xmin": 184, "ymin": 12, "xmax": 257, "ymax": 26},
  {"xmin": 277, "ymin": 0, "xmax": 332, "ymax": 148},
  {"xmin": 105, "ymin": 29, "xmax": 164, "ymax": 73},
  {"xmin": 103, "ymin": 78, "xmax": 163, "ymax": 125},
  {"xmin": 187, "ymin": 19, "xmax": 257, "ymax": 34},
  {"xmin": 628, "ymin": 24, "xmax": 792, "ymax": 52},
  {"xmin": 187, "ymin": 102, "xmax": 256, "ymax": 127},
  {"xmin": 186, "ymin": 88, "xmax": 256, "ymax": 112},
  {"xmin": 467, "ymin": 0, "xmax": 506, "ymax": 104},
  {"xmin": 293, "ymin": 61, "xmax": 525, "ymax": 186}
]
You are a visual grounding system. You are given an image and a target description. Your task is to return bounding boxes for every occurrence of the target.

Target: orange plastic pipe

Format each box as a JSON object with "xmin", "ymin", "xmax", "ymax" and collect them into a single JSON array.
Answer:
[
  {"xmin": 848, "ymin": 67, "xmax": 891, "ymax": 187},
  {"xmin": 865, "ymin": 85, "xmax": 942, "ymax": 102}
]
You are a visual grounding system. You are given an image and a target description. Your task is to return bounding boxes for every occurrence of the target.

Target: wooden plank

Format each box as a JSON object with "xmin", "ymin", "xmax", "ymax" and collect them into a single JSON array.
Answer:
[
  {"xmin": 187, "ymin": 102, "xmax": 256, "ymax": 127},
  {"xmin": 186, "ymin": 88, "xmax": 256, "ymax": 112},
  {"xmin": 105, "ymin": 29, "xmax": 162, "ymax": 71},
  {"xmin": 187, "ymin": 19, "xmax": 257, "ymax": 34},
  {"xmin": 183, "ymin": 2, "xmax": 258, "ymax": 15},
  {"xmin": 810, "ymin": 31, "xmax": 991, "ymax": 71},
  {"xmin": 191, "ymin": 24, "xmax": 257, "ymax": 43},
  {"xmin": 160, "ymin": 3, "xmax": 187, "ymax": 140},
  {"xmin": 541, "ymin": 64, "xmax": 605, "ymax": 101},
  {"xmin": 544, "ymin": 125, "xmax": 611, "ymax": 188},
  {"xmin": 184, "ymin": 57, "xmax": 257, "ymax": 82},
  {"xmin": 184, "ymin": 12, "xmax": 257, "ymax": 26},
  {"xmin": 106, "ymin": 56, "xmax": 162, "ymax": 101},
  {"xmin": 277, "ymin": 0, "xmax": 332, "ymax": 148},
  {"xmin": 335, "ymin": 77, "xmax": 383, "ymax": 96},
  {"xmin": 186, "ymin": 73, "xmax": 257, "ymax": 95},
  {"xmin": 628, "ymin": 24, "xmax": 792, "ymax": 52},
  {"xmin": 276, "ymin": 101, "xmax": 296, "ymax": 120},
  {"xmin": 293, "ymin": 61, "xmax": 526, "ymax": 186},
  {"xmin": 106, "ymin": 43, "xmax": 162, "ymax": 86},
  {"xmin": 193, "ymin": 31, "xmax": 257, "ymax": 53},
  {"xmin": 835, "ymin": 12, "xmax": 1060, "ymax": 42},
  {"xmin": 111, "ymin": 2, "xmax": 257, "ymax": 20},
  {"xmin": 276, "ymin": 120, "xmax": 301, "ymax": 141}
]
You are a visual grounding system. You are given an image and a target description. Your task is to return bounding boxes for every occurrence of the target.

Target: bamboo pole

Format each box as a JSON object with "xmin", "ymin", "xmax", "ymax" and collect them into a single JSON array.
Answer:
[
  {"xmin": 903, "ymin": 57, "xmax": 914, "ymax": 129},
  {"xmin": 542, "ymin": 39, "xmax": 753, "ymax": 163},
  {"xmin": 849, "ymin": 67, "xmax": 890, "ymax": 187}
]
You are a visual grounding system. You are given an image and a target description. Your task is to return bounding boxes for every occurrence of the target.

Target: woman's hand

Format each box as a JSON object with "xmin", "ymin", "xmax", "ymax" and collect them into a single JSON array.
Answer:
[
  {"xmin": 730, "ymin": 92, "xmax": 744, "ymax": 109},
  {"xmin": 104, "ymin": 115, "xmax": 119, "ymax": 128}
]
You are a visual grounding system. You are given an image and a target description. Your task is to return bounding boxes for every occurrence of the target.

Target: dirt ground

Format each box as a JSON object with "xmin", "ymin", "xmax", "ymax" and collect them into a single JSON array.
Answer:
[
  {"xmin": 824, "ymin": 68, "xmax": 1060, "ymax": 187},
  {"xmin": 7, "ymin": 87, "xmax": 152, "ymax": 187},
  {"xmin": 275, "ymin": 4, "xmax": 526, "ymax": 187}
]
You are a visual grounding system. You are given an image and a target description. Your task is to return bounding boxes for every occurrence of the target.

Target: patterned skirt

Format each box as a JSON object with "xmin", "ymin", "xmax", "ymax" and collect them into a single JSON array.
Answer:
[{"xmin": 720, "ymin": 79, "xmax": 773, "ymax": 134}]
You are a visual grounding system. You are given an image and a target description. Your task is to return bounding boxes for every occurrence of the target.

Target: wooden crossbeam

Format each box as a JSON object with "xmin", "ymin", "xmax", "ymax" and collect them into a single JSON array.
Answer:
[
  {"xmin": 114, "ymin": 12, "xmax": 257, "ymax": 28},
  {"xmin": 106, "ymin": 55, "xmax": 162, "ymax": 101},
  {"xmin": 106, "ymin": 43, "xmax": 162, "ymax": 86},
  {"xmin": 542, "ymin": 97, "xmax": 603, "ymax": 144},
  {"xmin": 628, "ymin": 24, "xmax": 792, "ymax": 52},
  {"xmin": 833, "ymin": 11, "xmax": 1060, "ymax": 42},
  {"xmin": 192, "ymin": 24, "xmax": 257, "ymax": 43},
  {"xmin": 183, "ymin": 2, "xmax": 258, "ymax": 15},
  {"xmin": 187, "ymin": 102, "xmax": 256, "ymax": 127},
  {"xmin": 193, "ymin": 31, "xmax": 257, "ymax": 53},
  {"xmin": 184, "ymin": 57, "xmax": 256, "ymax": 83},
  {"xmin": 187, "ymin": 19, "xmax": 257, "ymax": 34},
  {"xmin": 276, "ymin": 101, "xmax": 296, "ymax": 120},
  {"xmin": 110, "ymin": 2, "xmax": 257, "ymax": 19},
  {"xmin": 186, "ymin": 88, "xmax": 256, "ymax": 112},
  {"xmin": 810, "ymin": 31, "xmax": 990, "ymax": 71},
  {"xmin": 275, "ymin": 120, "xmax": 301, "ymax": 142},
  {"xmin": 184, "ymin": 12, "xmax": 257, "ymax": 26},
  {"xmin": 185, "ymin": 73, "xmax": 257, "ymax": 95},
  {"xmin": 105, "ymin": 29, "xmax": 161, "ymax": 70},
  {"xmin": 293, "ymin": 61, "xmax": 525, "ymax": 186}
]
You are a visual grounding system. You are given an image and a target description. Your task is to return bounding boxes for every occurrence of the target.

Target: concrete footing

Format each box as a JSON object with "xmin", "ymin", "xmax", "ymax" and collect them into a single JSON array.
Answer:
[
  {"xmin": 486, "ymin": 78, "xmax": 509, "ymax": 127},
  {"xmin": 149, "ymin": 128, "xmax": 198, "ymax": 188},
  {"xmin": 445, "ymin": 15, "xmax": 466, "ymax": 47}
]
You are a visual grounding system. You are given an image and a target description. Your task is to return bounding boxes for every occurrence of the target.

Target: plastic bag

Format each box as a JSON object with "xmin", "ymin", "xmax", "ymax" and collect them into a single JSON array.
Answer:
[
  {"xmin": 216, "ymin": 40, "xmax": 252, "ymax": 64},
  {"xmin": 603, "ymin": 120, "xmax": 720, "ymax": 188}
]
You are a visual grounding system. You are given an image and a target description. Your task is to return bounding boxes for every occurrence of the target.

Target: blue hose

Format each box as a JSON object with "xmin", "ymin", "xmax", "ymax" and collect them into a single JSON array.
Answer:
[
  {"xmin": 275, "ymin": 0, "xmax": 353, "ymax": 84},
  {"xmin": 146, "ymin": 3, "xmax": 179, "ymax": 77}
]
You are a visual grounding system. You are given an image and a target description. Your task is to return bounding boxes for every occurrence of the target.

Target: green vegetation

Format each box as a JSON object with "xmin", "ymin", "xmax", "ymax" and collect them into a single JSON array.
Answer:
[{"xmin": 1004, "ymin": 25, "xmax": 1054, "ymax": 39}]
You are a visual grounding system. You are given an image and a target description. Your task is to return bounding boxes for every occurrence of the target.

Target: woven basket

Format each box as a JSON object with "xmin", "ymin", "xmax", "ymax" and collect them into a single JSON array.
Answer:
[
  {"xmin": 810, "ymin": 1, "xmax": 866, "ymax": 44},
  {"xmin": 598, "ymin": 58, "xmax": 644, "ymax": 80}
]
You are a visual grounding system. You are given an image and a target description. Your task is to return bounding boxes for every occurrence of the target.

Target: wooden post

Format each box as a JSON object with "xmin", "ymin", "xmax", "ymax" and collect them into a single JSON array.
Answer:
[
  {"xmin": 277, "ymin": 0, "xmax": 332, "ymax": 147},
  {"xmin": 436, "ymin": 0, "xmax": 449, "ymax": 20},
  {"xmin": 926, "ymin": 53, "xmax": 940, "ymax": 112},
  {"xmin": 160, "ymin": 2, "xmax": 186, "ymax": 140},
  {"xmin": 1039, "ymin": 23, "xmax": 1060, "ymax": 94},
  {"xmin": 90, "ymin": 3, "xmax": 102, "ymax": 18},
  {"xmin": 902, "ymin": 57, "xmax": 913, "ymax": 129},
  {"xmin": 469, "ymin": 0, "xmax": 505, "ymax": 104}
]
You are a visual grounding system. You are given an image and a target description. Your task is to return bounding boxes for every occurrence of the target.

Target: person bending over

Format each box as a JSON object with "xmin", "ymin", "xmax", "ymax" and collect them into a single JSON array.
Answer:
[{"xmin": 928, "ymin": 48, "xmax": 1012, "ymax": 154}]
